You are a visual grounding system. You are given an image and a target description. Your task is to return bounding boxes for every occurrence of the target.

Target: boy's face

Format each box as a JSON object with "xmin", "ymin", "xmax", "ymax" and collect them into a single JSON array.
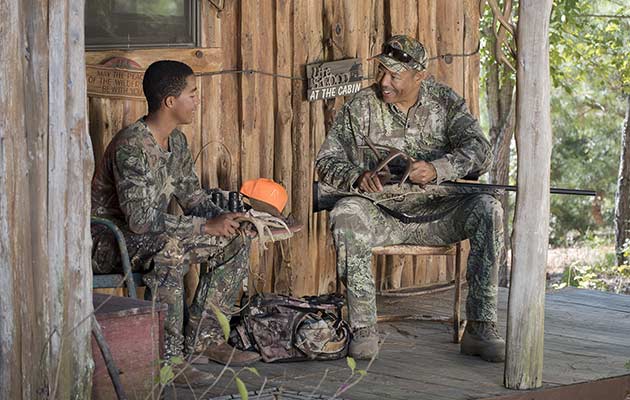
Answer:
[{"xmin": 169, "ymin": 75, "xmax": 199, "ymax": 125}]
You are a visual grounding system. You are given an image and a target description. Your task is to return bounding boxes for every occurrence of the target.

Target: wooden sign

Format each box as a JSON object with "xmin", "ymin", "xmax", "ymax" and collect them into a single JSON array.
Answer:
[
  {"xmin": 306, "ymin": 58, "xmax": 363, "ymax": 101},
  {"xmin": 86, "ymin": 64, "xmax": 144, "ymax": 100}
]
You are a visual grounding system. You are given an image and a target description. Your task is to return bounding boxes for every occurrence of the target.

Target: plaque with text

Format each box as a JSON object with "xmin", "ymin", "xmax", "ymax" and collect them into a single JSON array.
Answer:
[
  {"xmin": 306, "ymin": 58, "xmax": 363, "ymax": 101},
  {"xmin": 86, "ymin": 64, "xmax": 145, "ymax": 100}
]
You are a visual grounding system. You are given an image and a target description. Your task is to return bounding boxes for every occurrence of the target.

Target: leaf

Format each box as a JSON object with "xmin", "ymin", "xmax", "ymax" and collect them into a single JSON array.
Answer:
[
  {"xmin": 211, "ymin": 305, "xmax": 231, "ymax": 341},
  {"xmin": 625, "ymin": 360, "xmax": 630, "ymax": 370},
  {"xmin": 357, "ymin": 369, "xmax": 367, "ymax": 376},
  {"xmin": 159, "ymin": 364, "xmax": 174, "ymax": 385},
  {"xmin": 235, "ymin": 377, "xmax": 248, "ymax": 400},
  {"xmin": 170, "ymin": 356, "xmax": 184, "ymax": 365},
  {"xmin": 346, "ymin": 356, "xmax": 356, "ymax": 372},
  {"xmin": 245, "ymin": 367, "xmax": 260, "ymax": 377}
]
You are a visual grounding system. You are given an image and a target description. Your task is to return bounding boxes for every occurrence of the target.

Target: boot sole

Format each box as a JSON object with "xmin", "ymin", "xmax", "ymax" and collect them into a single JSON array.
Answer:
[{"xmin": 460, "ymin": 347, "xmax": 504, "ymax": 363}]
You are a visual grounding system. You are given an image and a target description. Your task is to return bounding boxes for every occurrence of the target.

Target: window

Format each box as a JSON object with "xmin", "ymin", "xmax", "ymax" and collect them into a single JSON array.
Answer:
[{"xmin": 85, "ymin": 0, "xmax": 199, "ymax": 49}]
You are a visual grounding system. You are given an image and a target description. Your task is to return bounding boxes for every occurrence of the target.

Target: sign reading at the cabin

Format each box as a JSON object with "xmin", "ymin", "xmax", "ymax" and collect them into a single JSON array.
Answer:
[
  {"xmin": 306, "ymin": 59, "xmax": 363, "ymax": 101},
  {"xmin": 86, "ymin": 65, "xmax": 144, "ymax": 100}
]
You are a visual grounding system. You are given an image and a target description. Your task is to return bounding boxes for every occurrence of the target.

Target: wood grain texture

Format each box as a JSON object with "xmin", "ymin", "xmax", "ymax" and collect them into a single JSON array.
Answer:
[
  {"xmin": 1, "ymin": 0, "xmax": 94, "ymax": 398},
  {"xmin": 505, "ymin": 0, "xmax": 554, "ymax": 390},
  {"xmin": 85, "ymin": 48, "xmax": 222, "ymax": 73},
  {"xmin": 85, "ymin": 1, "xmax": 481, "ymax": 298}
]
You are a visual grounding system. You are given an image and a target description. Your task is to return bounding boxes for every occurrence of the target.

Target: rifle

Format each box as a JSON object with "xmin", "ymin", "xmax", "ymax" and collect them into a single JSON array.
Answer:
[{"xmin": 312, "ymin": 180, "xmax": 597, "ymax": 213}]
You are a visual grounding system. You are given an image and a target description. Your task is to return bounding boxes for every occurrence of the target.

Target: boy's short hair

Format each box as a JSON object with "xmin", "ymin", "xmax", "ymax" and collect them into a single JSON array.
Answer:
[{"xmin": 143, "ymin": 60, "xmax": 194, "ymax": 113}]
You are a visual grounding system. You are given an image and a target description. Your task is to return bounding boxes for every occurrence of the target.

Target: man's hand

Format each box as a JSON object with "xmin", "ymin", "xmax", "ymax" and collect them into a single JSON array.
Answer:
[
  {"xmin": 355, "ymin": 171, "xmax": 384, "ymax": 193},
  {"xmin": 203, "ymin": 213, "xmax": 244, "ymax": 237},
  {"xmin": 408, "ymin": 161, "xmax": 437, "ymax": 185}
]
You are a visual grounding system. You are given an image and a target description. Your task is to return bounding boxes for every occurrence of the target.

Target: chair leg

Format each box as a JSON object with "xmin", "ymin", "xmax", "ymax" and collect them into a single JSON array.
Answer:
[{"xmin": 453, "ymin": 242, "xmax": 464, "ymax": 343}]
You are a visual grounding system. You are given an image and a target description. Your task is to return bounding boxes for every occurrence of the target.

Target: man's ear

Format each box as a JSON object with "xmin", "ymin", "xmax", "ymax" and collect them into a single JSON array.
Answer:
[
  {"xmin": 414, "ymin": 70, "xmax": 426, "ymax": 83},
  {"xmin": 164, "ymin": 95, "xmax": 176, "ymax": 109}
]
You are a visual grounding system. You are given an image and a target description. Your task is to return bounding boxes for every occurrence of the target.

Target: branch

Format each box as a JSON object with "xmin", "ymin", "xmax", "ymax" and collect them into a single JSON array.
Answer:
[{"xmin": 487, "ymin": 0, "xmax": 516, "ymax": 36}]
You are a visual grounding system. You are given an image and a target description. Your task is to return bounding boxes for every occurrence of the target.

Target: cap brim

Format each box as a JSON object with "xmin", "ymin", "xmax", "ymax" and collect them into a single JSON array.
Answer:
[
  {"xmin": 370, "ymin": 54, "xmax": 409, "ymax": 74},
  {"xmin": 243, "ymin": 196, "xmax": 285, "ymax": 219}
]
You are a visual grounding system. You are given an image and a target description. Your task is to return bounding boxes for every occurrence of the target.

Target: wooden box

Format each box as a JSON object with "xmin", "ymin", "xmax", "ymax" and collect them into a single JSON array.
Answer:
[{"xmin": 92, "ymin": 294, "xmax": 167, "ymax": 400}]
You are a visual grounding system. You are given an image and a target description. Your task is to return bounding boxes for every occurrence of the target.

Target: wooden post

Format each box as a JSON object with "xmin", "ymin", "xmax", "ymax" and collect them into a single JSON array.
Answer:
[
  {"xmin": 504, "ymin": 0, "xmax": 553, "ymax": 389},
  {"xmin": 1, "ymin": 0, "xmax": 94, "ymax": 398}
]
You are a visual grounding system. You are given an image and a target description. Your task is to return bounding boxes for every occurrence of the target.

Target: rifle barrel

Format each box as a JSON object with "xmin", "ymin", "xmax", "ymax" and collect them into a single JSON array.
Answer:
[{"xmin": 441, "ymin": 182, "xmax": 597, "ymax": 197}]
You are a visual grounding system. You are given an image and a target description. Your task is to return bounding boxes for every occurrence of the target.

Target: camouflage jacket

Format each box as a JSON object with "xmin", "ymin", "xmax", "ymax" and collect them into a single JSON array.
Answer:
[
  {"xmin": 91, "ymin": 118, "xmax": 222, "ymax": 238},
  {"xmin": 316, "ymin": 77, "xmax": 492, "ymax": 192}
]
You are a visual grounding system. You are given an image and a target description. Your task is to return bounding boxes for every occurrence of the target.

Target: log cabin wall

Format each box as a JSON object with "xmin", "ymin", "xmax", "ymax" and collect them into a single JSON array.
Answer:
[{"xmin": 87, "ymin": 0, "xmax": 481, "ymax": 297}]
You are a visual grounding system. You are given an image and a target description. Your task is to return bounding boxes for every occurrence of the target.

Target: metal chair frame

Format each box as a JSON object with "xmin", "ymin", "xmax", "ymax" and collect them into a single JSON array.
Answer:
[{"xmin": 91, "ymin": 216, "xmax": 141, "ymax": 299}]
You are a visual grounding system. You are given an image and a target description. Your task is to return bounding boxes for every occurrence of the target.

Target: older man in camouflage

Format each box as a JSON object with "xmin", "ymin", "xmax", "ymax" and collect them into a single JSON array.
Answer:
[
  {"xmin": 316, "ymin": 35, "xmax": 505, "ymax": 362},
  {"xmin": 91, "ymin": 60, "xmax": 259, "ymax": 386}
]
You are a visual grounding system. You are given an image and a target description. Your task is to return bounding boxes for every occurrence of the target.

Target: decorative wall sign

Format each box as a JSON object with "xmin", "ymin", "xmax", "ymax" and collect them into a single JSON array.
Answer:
[
  {"xmin": 86, "ymin": 59, "xmax": 145, "ymax": 100},
  {"xmin": 306, "ymin": 58, "xmax": 363, "ymax": 101}
]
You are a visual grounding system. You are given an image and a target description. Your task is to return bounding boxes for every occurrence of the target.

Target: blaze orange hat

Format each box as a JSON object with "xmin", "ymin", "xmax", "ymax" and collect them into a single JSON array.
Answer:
[{"xmin": 240, "ymin": 178, "xmax": 288, "ymax": 217}]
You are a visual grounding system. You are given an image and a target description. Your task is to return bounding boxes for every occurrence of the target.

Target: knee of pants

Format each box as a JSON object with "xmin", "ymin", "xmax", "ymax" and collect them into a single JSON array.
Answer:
[
  {"xmin": 466, "ymin": 194, "xmax": 503, "ymax": 229},
  {"xmin": 329, "ymin": 196, "xmax": 376, "ymax": 235},
  {"xmin": 153, "ymin": 234, "xmax": 186, "ymax": 267}
]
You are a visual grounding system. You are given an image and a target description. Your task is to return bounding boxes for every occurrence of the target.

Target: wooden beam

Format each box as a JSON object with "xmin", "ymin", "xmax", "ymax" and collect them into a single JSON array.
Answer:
[
  {"xmin": 85, "ymin": 48, "xmax": 223, "ymax": 74},
  {"xmin": 505, "ymin": 0, "xmax": 553, "ymax": 390}
]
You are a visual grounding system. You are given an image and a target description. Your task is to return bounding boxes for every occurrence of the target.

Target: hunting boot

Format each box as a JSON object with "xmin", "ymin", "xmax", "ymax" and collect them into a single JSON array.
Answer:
[
  {"xmin": 171, "ymin": 361, "xmax": 215, "ymax": 387},
  {"xmin": 349, "ymin": 325, "xmax": 379, "ymax": 360},
  {"xmin": 460, "ymin": 321, "xmax": 505, "ymax": 362},
  {"xmin": 200, "ymin": 341, "xmax": 261, "ymax": 366}
]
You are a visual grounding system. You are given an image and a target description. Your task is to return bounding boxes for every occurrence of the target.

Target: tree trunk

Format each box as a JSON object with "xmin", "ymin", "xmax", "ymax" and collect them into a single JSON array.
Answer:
[
  {"xmin": 615, "ymin": 96, "xmax": 630, "ymax": 266},
  {"xmin": 0, "ymin": 1, "xmax": 94, "ymax": 398},
  {"xmin": 504, "ymin": 0, "xmax": 553, "ymax": 390},
  {"xmin": 484, "ymin": 21, "xmax": 516, "ymax": 288}
]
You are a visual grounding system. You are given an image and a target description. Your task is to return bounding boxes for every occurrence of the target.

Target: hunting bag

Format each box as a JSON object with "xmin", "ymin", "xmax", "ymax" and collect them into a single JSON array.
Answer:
[{"xmin": 230, "ymin": 293, "xmax": 350, "ymax": 362}]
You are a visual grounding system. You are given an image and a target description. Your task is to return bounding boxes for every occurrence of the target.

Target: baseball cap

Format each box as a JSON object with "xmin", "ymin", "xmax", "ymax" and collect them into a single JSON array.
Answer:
[{"xmin": 370, "ymin": 35, "xmax": 428, "ymax": 73}]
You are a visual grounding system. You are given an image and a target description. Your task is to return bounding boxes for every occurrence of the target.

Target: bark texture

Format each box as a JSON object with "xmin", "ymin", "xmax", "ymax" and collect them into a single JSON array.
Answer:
[
  {"xmin": 0, "ymin": 0, "xmax": 94, "ymax": 398},
  {"xmin": 505, "ymin": 0, "xmax": 553, "ymax": 390},
  {"xmin": 615, "ymin": 96, "xmax": 630, "ymax": 266}
]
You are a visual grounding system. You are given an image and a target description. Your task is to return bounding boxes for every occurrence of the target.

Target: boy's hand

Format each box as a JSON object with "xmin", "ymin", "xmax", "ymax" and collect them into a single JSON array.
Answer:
[{"xmin": 203, "ymin": 213, "xmax": 245, "ymax": 236}]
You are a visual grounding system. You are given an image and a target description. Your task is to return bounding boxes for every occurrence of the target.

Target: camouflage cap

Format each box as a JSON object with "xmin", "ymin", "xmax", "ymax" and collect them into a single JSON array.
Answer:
[{"xmin": 371, "ymin": 35, "xmax": 428, "ymax": 73}]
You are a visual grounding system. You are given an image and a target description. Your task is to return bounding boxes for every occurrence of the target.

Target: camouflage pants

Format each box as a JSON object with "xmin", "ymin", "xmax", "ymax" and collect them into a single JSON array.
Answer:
[
  {"xmin": 329, "ymin": 193, "xmax": 503, "ymax": 329},
  {"xmin": 92, "ymin": 227, "xmax": 250, "ymax": 359}
]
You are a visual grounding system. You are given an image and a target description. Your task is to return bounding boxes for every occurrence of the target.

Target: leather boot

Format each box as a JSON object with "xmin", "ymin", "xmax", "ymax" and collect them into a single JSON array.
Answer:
[
  {"xmin": 171, "ymin": 361, "xmax": 215, "ymax": 387},
  {"xmin": 460, "ymin": 321, "xmax": 505, "ymax": 362},
  {"xmin": 197, "ymin": 342, "xmax": 261, "ymax": 366},
  {"xmin": 349, "ymin": 325, "xmax": 379, "ymax": 360}
]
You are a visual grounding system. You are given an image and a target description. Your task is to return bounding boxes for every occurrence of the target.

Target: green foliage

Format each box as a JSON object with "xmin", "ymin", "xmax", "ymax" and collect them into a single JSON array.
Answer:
[
  {"xmin": 235, "ymin": 377, "xmax": 248, "ymax": 400},
  {"xmin": 546, "ymin": 0, "xmax": 629, "ymax": 245},
  {"xmin": 211, "ymin": 304, "xmax": 231, "ymax": 341},
  {"xmin": 552, "ymin": 248, "xmax": 630, "ymax": 292},
  {"xmin": 346, "ymin": 356, "xmax": 356, "ymax": 373},
  {"xmin": 156, "ymin": 356, "xmax": 183, "ymax": 385}
]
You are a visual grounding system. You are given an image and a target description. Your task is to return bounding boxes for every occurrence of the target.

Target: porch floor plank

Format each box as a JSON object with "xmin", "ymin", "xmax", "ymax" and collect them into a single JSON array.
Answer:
[{"xmin": 165, "ymin": 287, "xmax": 630, "ymax": 399}]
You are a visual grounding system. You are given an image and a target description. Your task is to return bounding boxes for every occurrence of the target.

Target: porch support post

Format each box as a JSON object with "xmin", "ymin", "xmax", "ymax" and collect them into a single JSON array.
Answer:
[{"xmin": 504, "ymin": 0, "xmax": 553, "ymax": 390}]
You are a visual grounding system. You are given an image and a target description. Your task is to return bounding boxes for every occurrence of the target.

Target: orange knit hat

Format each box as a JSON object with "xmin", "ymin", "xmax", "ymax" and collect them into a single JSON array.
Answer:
[{"xmin": 240, "ymin": 178, "xmax": 288, "ymax": 217}]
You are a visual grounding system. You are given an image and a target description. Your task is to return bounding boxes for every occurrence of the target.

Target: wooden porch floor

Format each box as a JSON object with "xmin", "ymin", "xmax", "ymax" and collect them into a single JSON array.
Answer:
[{"xmin": 167, "ymin": 287, "xmax": 630, "ymax": 399}]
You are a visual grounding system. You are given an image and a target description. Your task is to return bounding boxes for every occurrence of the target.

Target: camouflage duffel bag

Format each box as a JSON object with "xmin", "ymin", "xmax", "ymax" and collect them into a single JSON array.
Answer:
[{"xmin": 229, "ymin": 293, "xmax": 350, "ymax": 362}]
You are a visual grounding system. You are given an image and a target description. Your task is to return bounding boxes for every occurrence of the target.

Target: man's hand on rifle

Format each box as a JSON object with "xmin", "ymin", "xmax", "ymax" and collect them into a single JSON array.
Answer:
[
  {"xmin": 355, "ymin": 171, "xmax": 384, "ymax": 193},
  {"xmin": 203, "ymin": 212, "xmax": 245, "ymax": 236},
  {"xmin": 408, "ymin": 161, "xmax": 437, "ymax": 185}
]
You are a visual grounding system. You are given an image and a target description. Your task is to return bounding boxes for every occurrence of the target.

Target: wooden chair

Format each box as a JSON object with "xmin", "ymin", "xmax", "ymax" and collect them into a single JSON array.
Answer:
[
  {"xmin": 371, "ymin": 243, "xmax": 466, "ymax": 343},
  {"xmin": 91, "ymin": 216, "xmax": 143, "ymax": 299}
]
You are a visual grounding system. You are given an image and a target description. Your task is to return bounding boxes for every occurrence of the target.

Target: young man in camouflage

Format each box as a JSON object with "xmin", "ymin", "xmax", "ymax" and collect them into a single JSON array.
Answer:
[
  {"xmin": 316, "ymin": 35, "xmax": 505, "ymax": 362},
  {"xmin": 91, "ymin": 60, "xmax": 259, "ymax": 385}
]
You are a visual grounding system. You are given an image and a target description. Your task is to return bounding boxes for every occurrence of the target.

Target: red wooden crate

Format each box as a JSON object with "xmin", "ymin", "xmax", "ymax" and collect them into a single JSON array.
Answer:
[{"xmin": 92, "ymin": 294, "xmax": 167, "ymax": 400}]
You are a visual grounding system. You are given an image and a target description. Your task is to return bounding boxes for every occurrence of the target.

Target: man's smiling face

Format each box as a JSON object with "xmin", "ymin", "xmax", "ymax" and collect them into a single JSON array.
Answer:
[{"xmin": 376, "ymin": 63, "xmax": 423, "ymax": 107}]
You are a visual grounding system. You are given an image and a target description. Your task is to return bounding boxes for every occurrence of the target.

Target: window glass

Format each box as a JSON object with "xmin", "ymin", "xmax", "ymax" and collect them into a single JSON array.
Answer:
[{"xmin": 86, "ymin": 0, "xmax": 197, "ymax": 49}]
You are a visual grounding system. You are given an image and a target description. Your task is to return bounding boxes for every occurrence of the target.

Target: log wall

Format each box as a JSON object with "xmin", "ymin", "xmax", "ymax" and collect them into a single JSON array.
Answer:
[
  {"xmin": 87, "ymin": 0, "xmax": 480, "ymax": 297},
  {"xmin": 1, "ymin": 0, "xmax": 94, "ymax": 398}
]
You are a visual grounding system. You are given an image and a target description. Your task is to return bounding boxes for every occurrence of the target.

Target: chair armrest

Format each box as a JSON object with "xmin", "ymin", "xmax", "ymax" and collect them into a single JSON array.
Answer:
[{"xmin": 91, "ymin": 216, "xmax": 137, "ymax": 299}]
